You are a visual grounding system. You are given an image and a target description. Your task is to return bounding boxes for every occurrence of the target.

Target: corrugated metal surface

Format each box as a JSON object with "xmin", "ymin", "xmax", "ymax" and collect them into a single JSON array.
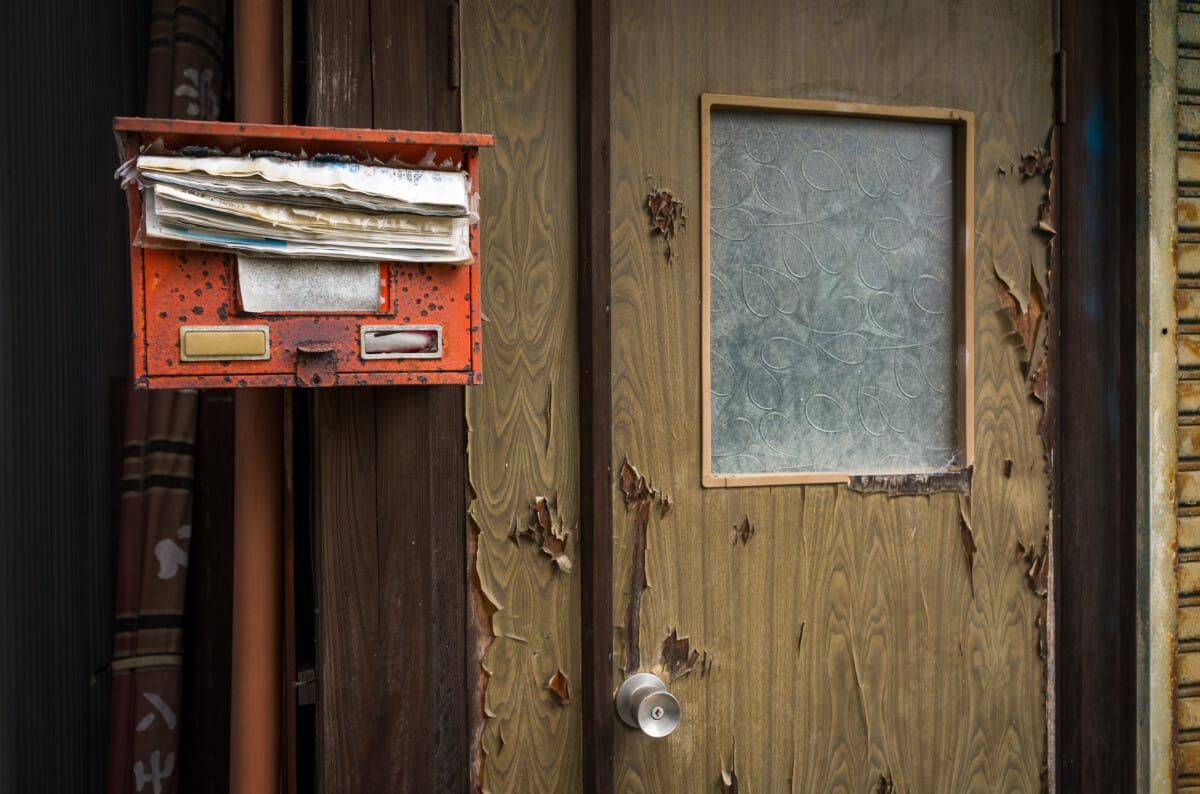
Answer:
[
  {"xmin": 1182, "ymin": 2, "xmax": 1200, "ymax": 788},
  {"xmin": 0, "ymin": 0, "xmax": 144, "ymax": 791}
]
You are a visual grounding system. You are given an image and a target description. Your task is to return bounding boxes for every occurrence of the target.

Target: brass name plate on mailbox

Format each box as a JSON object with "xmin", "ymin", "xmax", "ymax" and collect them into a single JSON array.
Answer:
[{"xmin": 180, "ymin": 325, "xmax": 271, "ymax": 361}]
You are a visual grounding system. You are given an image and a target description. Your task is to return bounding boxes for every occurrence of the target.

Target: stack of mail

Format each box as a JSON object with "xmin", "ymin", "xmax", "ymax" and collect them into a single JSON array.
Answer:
[{"xmin": 136, "ymin": 155, "xmax": 473, "ymax": 263}]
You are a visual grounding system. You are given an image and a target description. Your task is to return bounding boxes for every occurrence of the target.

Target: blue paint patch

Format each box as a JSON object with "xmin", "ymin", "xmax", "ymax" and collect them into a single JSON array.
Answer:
[{"xmin": 1079, "ymin": 102, "xmax": 1113, "ymax": 321}]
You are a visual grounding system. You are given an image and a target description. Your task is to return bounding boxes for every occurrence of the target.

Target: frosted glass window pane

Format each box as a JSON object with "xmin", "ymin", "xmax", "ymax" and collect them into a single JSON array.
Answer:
[{"xmin": 708, "ymin": 110, "xmax": 960, "ymax": 476}]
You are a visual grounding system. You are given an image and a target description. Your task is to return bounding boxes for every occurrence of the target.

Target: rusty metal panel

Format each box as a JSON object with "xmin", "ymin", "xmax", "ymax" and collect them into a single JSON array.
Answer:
[
  {"xmin": 1182, "ymin": 106, "xmax": 1200, "ymax": 141},
  {"xmin": 114, "ymin": 118, "xmax": 493, "ymax": 388},
  {"xmin": 1182, "ymin": 652, "xmax": 1200, "ymax": 685},
  {"xmin": 1184, "ymin": 697, "xmax": 1200, "ymax": 731},
  {"xmin": 1183, "ymin": 516, "xmax": 1200, "ymax": 551}
]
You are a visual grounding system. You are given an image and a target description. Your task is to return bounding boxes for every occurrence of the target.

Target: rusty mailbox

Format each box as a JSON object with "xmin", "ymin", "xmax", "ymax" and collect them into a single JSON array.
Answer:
[{"xmin": 114, "ymin": 118, "xmax": 493, "ymax": 388}]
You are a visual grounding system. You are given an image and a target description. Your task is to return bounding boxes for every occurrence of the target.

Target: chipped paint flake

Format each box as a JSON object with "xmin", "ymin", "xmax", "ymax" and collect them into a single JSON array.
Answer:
[
  {"xmin": 511, "ymin": 496, "xmax": 572, "ymax": 572},
  {"xmin": 546, "ymin": 668, "xmax": 571, "ymax": 706},
  {"xmin": 658, "ymin": 627, "xmax": 709, "ymax": 682},
  {"xmin": 847, "ymin": 467, "xmax": 972, "ymax": 497},
  {"xmin": 619, "ymin": 458, "xmax": 675, "ymax": 675},
  {"xmin": 646, "ymin": 183, "xmax": 686, "ymax": 261},
  {"xmin": 1016, "ymin": 537, "xmax": 1050, "ymax": 597},
  {"xmin": 959, "ymin": 494, "xmax": 977, "ymax": 597},
  {"xmin": 466, "ymin": 511, "xmax": 496, "ymax": 792},
  {"xmin": 531, "ymin": 496, "xmax": 572, "ymax": 572},
  {"xmin": 623, "ymin": 499, "xmax": 651, "ymax": 675},
  {"xmin": 732, "ymin": 515, "xmax": 755, "ymax": 545}
]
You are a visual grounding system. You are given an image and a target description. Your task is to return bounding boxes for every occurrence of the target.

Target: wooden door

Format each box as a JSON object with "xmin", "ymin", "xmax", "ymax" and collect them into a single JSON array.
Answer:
[{"xmin": 610, "ymin": 2, "xmax": 1055, "ymax": 790}]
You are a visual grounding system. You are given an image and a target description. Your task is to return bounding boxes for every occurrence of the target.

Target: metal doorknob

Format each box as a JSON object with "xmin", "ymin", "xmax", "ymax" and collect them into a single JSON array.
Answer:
[{"xmin": 615, "ymin": 673, "xmax": 681, "ymax": 738}]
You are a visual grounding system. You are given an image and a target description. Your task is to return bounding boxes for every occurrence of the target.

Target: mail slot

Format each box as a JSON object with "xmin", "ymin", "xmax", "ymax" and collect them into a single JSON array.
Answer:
[
  {"xmin": 360, "ymin": 325, "xmax": 442, "ymax": 359},
  {"xmin": 114, "ymin": 117, "xmax": 493, "ymax": 388}
]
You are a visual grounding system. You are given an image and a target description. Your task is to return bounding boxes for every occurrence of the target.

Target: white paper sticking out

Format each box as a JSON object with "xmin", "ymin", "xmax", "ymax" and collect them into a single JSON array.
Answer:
[
  {"xmin": 238, "ymin": 256, "xmax": 382, "ymax": 314},
  {"xmin": 135, "ymin": 154, "xmax": 474, "ymax": 263}
]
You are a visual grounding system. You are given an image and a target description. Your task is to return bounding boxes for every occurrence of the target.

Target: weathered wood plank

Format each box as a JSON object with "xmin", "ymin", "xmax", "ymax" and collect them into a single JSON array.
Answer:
[
  {"xmin": 373, "ymin": 388, "xmax": 450, "ymax": 791},
  {"xmin": 311, "ymin": 388, "xmax": 379, "ymax": 788},
  {"xmin": 308, "ymin": 2, "xmax": 468, "ymax": 788},
  {"xmin": 307, "ymin": 0, "xmax": 372, "ymax": 128},
  {"xmin": 372, "ymin": 3, "xmax": 469, "ymax": 785},
  {"xmin": 610, "ymin": 0, "xmax": 1050, "ymax": 790},
  {"xmin": 462, "ymin": 0, "xmax": 583, "ymax": 790},
  {"xmin": 370, "ymin": 0, "xmax": 427, "ymax": 129}
]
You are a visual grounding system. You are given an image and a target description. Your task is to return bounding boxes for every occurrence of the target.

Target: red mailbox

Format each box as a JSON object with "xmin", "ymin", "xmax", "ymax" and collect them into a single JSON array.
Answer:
[{"xmin": 114, "ymin": 117, "xmax": 493, "ymax": 388}]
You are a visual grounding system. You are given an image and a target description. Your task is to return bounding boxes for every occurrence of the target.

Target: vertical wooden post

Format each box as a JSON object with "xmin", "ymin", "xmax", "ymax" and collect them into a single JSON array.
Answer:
[
  {"xmin": 1058, "ymin": 0, "xmax": 1138, "ymax": 789},
  {"xmin": 229, "ymin": 1, "xmax": 284, "ymax": 792},
  {"xmin": 305, "ymin": 1, "xmax": 469, "ymax": 790},
  {"xmin": 577, "ymin": 0, "xmax": 614, "ymax": 791}
]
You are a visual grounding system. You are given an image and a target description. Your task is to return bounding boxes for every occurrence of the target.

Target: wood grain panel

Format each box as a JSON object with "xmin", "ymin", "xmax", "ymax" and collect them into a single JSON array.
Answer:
[
  {"xmin": 610, "ymin": 0, "xmax": 1050, "ymax": 789},
  {"xmin": 461, "ymin": 0, "xmax": 583, "ymax": 790}
]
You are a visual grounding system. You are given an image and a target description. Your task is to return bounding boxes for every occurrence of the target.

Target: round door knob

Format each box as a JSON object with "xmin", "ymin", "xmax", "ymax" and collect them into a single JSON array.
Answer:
[{"xmin": 615, "ymin": 673, "xmax": 681, "ymax": 738}]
